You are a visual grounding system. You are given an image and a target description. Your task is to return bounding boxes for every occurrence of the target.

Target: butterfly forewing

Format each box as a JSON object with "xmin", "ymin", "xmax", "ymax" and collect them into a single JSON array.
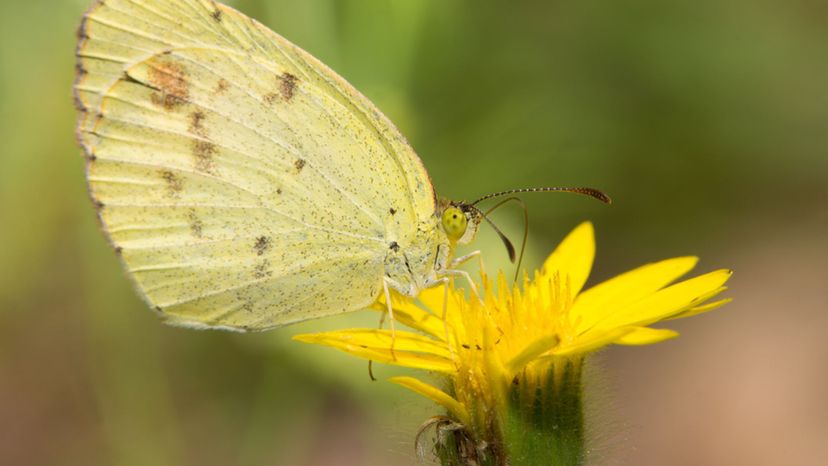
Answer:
[{"xmin": 75, "ymin": 0, "xmax": 436, "ymax": 330}]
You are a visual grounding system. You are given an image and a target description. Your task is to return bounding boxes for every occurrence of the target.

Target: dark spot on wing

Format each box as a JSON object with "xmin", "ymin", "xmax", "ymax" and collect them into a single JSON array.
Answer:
[
  {"xmin": 188, "ymin": 110, "xmax": 207, "ymax": 136},
  {"xmin": 294, "ymin": 158, "xmax": 305, "ymax": 173},
  {"xmin": 389, "ymin": 207, "xmax": 397, "ymax": 216},
  {"xmin": 188, "ymin": 209, "xmax": 203, "ymax": 238},
  {"xmin": 150, "ymin": 89, "xmax": 186, "ymax": 110},
  {"xmin": 389, "ymin": 241, "xmax": 400, "ymax": 252},
  {"xmin": 211, "ymin": 8, "xmax": 222, "ymax": 22},
  {"xmin": 276, "ymin": 188, "xmax": 282, "ymax": 195},
  {"xmin": 254, "ymin": 260, "xmax": 272, "ymax": 279},
  {"xmin": 76, "ymin": 19, "xmax": 89, "ymax": 41},
  {"xmin": 263, "ymin": 92, "xmax": 279, "ymax": 105},
  {"xmin": 191, "ymin": 220, "xmax": 203, "ymax": 238},
  {"xmin": 73, "ymin": 94, "xmax": 86, "ymax": 112},
  {"xmin": 253, "ymin": 236, "xmax": 272, "ymax": 256},
  {"xmin": 279, "ymin": 73, "xmax": 298, "ymax": 101},
  {"xmin": 73, "ymin": 59, "xmax": 88, "ymax": 116},
  {"xmin": 461, "ymin": 344, "xmax": 470, "ymax": 349},
  {"xmin": 148, "ymin": 60, "xmax": 189, "ymax": 110},
  {"xmin": 159, "ymin": 170, "xmax": 183, "ymax": 195},
  {"xmin": 403, "ymin": 254, "xmax": 412, "ymax": 274},
  {"xmin": 192, "ymin": 140, "xmax": 217, "ymax": 172},
  {"xmin": 114, "ymin": 246, "xmax": 123, "ymax": 255},
  {"xmin": 215, "ymin": 78, "xmax": 230, "ymax": 95}
]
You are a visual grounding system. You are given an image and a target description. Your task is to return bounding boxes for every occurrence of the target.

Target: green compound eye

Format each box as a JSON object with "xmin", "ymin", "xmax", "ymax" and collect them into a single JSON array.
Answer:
[{"xmin": 441, "ymin": 206, "xmax": 468, "ymax": 242}]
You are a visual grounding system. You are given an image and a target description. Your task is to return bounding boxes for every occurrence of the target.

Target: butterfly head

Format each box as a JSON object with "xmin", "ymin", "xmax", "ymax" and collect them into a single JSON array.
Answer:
[{"xmin": 440, "ymin": 201, "xmax": 482, "ymax": 246}]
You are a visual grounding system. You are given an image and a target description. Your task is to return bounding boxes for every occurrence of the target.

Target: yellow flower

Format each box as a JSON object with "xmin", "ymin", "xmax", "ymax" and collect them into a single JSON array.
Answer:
[{"xmin": 294, "ymin": 222, "xmax": 732, "ymax": 457}]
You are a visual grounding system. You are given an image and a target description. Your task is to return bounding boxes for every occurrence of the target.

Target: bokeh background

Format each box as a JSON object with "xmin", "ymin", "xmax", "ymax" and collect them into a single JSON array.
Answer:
[{"xmin": 1, "ymin": 0, "xmax": 826, "ymax": 465}]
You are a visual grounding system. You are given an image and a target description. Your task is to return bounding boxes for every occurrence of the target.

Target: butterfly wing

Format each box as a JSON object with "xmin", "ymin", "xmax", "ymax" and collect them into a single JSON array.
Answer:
[{"xmin": 75, "ymin": 0, "xmax": 436, "ymax": 330}]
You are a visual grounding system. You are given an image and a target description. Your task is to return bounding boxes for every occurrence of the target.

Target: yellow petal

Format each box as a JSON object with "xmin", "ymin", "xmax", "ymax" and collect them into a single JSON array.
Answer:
[
  {"xmin": 293, "ymin": 330, "xmax": 455, "ymax": 373},
  {"xmin": 389, "ymin": 376, "xmax": 470, "ymax": 426},
  {"xmin": 667, "ymin": 297, "xmax": 732, "ymax": 320},
  {"xmin": 540, "ymin": 222, "xmax": 595, "ymax": 297},
  {"xmin": 551, "ymin": 327, "xmax": 632, "ymax": 356},
  {"xmin": 418, "ymin": 283, "xmax": 450, "ymax": 313},
  {"xmin": 614, "ymin": 326, "xmax": 679, "ymax": 345},
  {"xmin": 573, "ymin": 256, "xmax": 699, "ymax": 332},
  {"xmin": 416, "ymin": 284, "xmax": 464, "ymax": 338},
  {"xmin": 371, "ymin": 292, "xmax": 447, "ymax": 340},
  {"xmin": 504, "ymin": 334, "xmax": 560, "ymax": 377},
  {"xmin": 596, "ymin": 269, "xmax": 733, "ymax": 330}
]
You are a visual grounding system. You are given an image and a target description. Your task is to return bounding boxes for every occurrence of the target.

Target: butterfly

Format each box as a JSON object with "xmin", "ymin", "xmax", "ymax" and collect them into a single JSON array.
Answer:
[{"xmin": 74, "ymin": 0, "xmax": 608, "ymax": 332}]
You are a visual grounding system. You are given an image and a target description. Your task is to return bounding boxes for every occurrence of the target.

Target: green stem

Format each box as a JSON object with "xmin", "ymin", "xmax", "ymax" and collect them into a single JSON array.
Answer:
[
  {"xmin": 502, "ymin": 357, "xmax": 586, "ymax": 466},
  {"xmin": 434, "ymin": 358, "xmax": 586, "ymax": 465}
]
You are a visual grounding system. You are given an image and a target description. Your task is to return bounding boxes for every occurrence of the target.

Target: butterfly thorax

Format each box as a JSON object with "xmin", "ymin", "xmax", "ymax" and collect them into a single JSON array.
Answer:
[{"xmin": 383, "ymin": 220, "xmax": 452, "ymax": 297}]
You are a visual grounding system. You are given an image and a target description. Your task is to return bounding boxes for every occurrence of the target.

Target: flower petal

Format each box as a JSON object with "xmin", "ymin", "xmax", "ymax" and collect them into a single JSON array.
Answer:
[
  {"xmin": 667, "ymin": 298, "xmax": 732, "ymax": 320},
  {"xmin": 550, "ymin": 327, "xmax": 632, "ymax": 356},
  {"xmin": 573, "ymin": 256, "xmax": 699, "ymax": 332},
  {"xmin": 614, "ymin": 326, "xmax": 679, "ymax": 345},
  {"xmin": 370, "ymin": 292, "xmax": 447, "ymax": 340},
  {"xmin": 504, "ymin": 334, "xmax": 560, "ymax": 377},
  {"xmin": 595, "ymin": 269, "xmax": 733, "ymax": 330},
  {"xmin": 540, "ymin": 222, "xmax": 595, "ymax": 297},
  {"xmin": 417, "ymin": 284, "xmax": 464, "ymax": 339},
  {"xmin": 389, "ymin": 376, "xmax": 470, "ymax": 426},
  {"xmin": 418, "ymin": 283, "xmax": 450, "ymax": 314},
  {"xmin": 293, "ymin": 330, "xmax": 455, "ymax": 373}
]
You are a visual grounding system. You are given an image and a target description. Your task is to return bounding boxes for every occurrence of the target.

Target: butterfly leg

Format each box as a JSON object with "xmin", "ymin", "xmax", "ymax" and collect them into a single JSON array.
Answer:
[
  {"xmin": 450, "ymin": 250, "xmax": 486, "ymax": 288},
  {"xmin": 420, "ymin": 276, "xmax": 458, "ymax": 362},
  {"xmin": 382, "ymin": 277, "xmax": 398, "ymax": 361},
  {"xmin": 440, "ymin": 269, "xmax": 481, "ymax": 304},
  {"xmin": 368, "ymin": 309, "xmax": 389, "ymax": 381},
  {"xmin": 434, "ymin": 276, "xmax": 456, "ymax": 361},
  {"xmin": 450, "ymin": 250, "xmax": 481, "ymax": 269}
]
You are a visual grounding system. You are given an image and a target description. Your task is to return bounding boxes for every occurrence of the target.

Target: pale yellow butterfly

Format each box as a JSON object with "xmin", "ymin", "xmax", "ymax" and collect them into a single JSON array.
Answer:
[{"xmin": 74, "ymin": 0, "xmax": 608, "ymax": 332}]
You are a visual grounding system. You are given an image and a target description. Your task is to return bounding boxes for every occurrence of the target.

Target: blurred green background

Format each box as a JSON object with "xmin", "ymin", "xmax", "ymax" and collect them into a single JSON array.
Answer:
[{"xmin": 1, "ymin": 0, "xmax": 826, "ymax": 465}]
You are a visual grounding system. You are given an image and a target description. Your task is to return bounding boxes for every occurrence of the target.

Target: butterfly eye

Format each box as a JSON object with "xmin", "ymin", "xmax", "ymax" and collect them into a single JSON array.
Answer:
[{"xmin": 441, "ymin": 207, "xmax": 468, "ymax": 242}]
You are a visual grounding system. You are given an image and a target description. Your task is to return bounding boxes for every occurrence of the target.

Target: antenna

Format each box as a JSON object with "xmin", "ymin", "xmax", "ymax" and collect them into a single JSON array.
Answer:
[
  {"xmin": 463, "ymin": 204, "xmax": 516, "ymax": 262},
  {"xmin": 481, "ymin": 197, "xmax": 529, "ymax": 283},
  {"xmin": 467, "ymin": 186, "xmax": 610, "ymax": 282},
  {"xmin": 472, "ymin": 187, "xmax": 611, "ymax": 206}
]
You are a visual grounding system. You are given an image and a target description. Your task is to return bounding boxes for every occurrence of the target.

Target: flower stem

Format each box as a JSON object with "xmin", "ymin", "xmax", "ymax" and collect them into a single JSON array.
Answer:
[{"xmin": 501, "ymin": 357, "xmax": 586, "ymax": 466}]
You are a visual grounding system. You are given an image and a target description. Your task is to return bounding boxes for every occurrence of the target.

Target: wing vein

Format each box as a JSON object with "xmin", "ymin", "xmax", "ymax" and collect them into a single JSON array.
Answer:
[
  {"xmin": 90, "ymin": 157, "xmax": 262, "ymax": 198},
  {"xmin": 156, "ymin": 251, "xmax": 377, "ymax": 308},
  {"xmin": 103, "ymin": 202, "xmax": 384, "ymax": 244}
]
